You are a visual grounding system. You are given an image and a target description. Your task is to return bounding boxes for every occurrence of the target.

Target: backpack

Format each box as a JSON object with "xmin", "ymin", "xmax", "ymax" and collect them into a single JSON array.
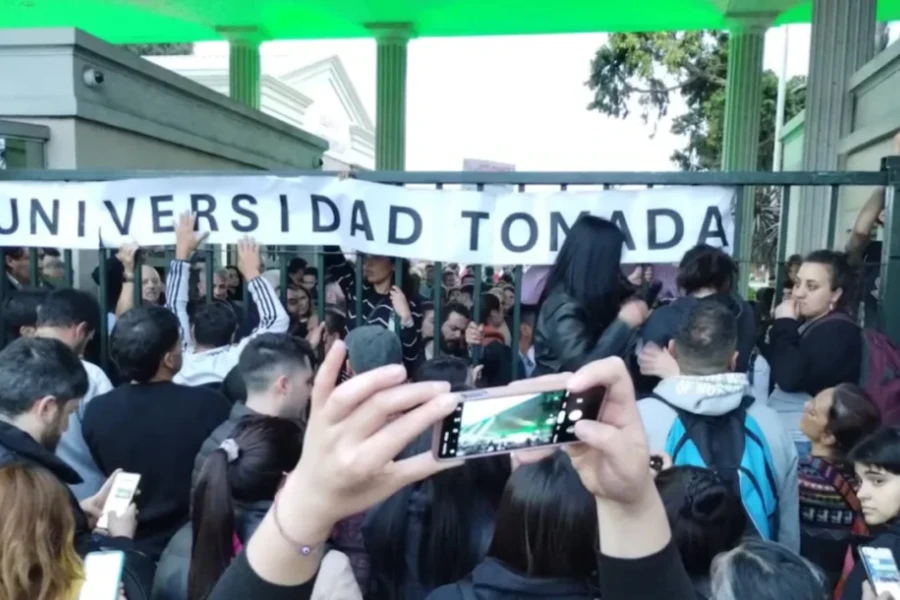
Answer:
[
  {"xmin": 654, "ymin": 393, "xmax": 780, "ymax": 541},
  {"xmin": 803, "ymin": 313, "xmax": 900, "ymax": 424}
]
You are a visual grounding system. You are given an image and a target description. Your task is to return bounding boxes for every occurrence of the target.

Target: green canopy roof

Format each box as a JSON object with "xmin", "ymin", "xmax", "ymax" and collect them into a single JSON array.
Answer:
[{"xmin": 2, "ymin": 0, "xmax": 899, "ymax": 42}]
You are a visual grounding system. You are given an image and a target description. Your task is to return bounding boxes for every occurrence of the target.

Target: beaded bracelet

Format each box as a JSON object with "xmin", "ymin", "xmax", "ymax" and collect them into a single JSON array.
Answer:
[{"xmin": 272, "ymin": 490, "xmax": 318, "ymax": 556}]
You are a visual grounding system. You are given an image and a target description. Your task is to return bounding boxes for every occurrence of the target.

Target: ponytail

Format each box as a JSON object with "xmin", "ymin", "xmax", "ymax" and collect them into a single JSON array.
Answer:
[{"xmin": 188, "ymin": 448, "xmax": 236, "ymax": 600}]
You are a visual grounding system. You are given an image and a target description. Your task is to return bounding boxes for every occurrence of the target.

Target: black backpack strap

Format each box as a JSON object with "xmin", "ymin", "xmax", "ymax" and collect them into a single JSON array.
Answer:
[{"xmin": 646, "ymin": 392, "xmax": 694, "ymax": 460}]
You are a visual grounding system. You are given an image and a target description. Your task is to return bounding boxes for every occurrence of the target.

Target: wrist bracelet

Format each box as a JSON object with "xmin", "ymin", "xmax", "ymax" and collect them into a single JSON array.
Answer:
[{"xmin": 272, "ymin": 490, "xmax": 320, "ymax": 556}]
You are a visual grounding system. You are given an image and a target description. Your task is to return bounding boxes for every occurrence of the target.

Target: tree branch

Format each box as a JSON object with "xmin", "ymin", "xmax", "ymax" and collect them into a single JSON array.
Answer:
[
  {"xmin": 681, "ymin": 62, "xmax": 726, "ymax": 86},
  {"xmin": 622, "ymin": 80, "xmax": 692, "ymax": 95}
]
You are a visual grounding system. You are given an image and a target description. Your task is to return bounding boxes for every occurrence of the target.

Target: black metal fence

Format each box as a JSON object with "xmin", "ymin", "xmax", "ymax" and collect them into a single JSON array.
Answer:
[{"xmin": 2, "ymin": 162, "xmax": 899, "ymax": 375}]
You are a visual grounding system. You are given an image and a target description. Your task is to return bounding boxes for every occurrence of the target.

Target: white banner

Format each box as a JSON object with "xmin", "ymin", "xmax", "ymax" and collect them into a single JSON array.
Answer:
[{"xmin": 0, "ymin": 176, "xmax": 734, "ymax": 265}]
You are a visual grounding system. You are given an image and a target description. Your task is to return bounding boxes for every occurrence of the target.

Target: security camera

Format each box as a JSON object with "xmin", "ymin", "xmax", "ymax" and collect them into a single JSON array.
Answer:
[{"xmin": 82, "ymin": 67, "xmax": 105, "ymax": 87}]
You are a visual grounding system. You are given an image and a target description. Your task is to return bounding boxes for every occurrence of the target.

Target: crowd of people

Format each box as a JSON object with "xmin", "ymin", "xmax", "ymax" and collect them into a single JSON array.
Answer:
[{"xmin": 2, "ymin": 142, "xmax": 900, "ymax": 599}]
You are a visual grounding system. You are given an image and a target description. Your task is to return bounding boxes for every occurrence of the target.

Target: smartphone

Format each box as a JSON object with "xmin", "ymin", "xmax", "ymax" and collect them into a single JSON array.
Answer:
[
  {"xmin": 860, "ymin": 546, "xmax": 900, "ymax": 598},
  {"xmin": 78, "ymin": 551, "xmax": 125, "ymax": 600},
  {"xmin": 96, "ymin": 472, "xmax": 141, "ymax": 530},
  {"xmin": 432, "ymin": 380, "xmax": 605, "ymax": 460}
]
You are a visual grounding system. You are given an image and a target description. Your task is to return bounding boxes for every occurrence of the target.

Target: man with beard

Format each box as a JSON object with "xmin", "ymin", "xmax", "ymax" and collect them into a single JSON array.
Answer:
[
  {"xmin": 424, "ymin": 302, "xmax": 471, "ymax": 360},
  {"xmin": 0, "ymin": 337, "xmax": 131, "ymax": 546},
  {"xmin": 31, "ymin": 288, "xmax": 115, "ymax": 500}
]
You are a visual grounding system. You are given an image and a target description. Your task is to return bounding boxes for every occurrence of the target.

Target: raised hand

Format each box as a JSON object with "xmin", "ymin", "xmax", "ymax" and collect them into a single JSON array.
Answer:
[
  {"xmin": 237, "ymin": 236, "xmax": 262, "ymax": 281},
  {"xmin": 175, "ymin": 211, "xmax": 210, "ymax": 260}
]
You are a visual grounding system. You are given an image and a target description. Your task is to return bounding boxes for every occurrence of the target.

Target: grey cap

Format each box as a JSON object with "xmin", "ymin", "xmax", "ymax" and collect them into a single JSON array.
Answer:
[{"xmin": 345, "ymin": 325, "xmax": 403, "ymax": 375}]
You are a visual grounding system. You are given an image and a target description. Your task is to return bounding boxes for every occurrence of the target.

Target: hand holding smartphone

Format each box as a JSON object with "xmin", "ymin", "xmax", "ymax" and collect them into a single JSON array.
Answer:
[
  {"xmin": 96, "ymin": 472, "xmax": 141, "ymax": 530},
  {"xmin": 432, "ymin": 380, "xmax": 606, "ymax": 460},
  {"xmin": 78, "ymin": 551, "xmax": 125, "ymax": 600},
  {"xmin": 860, "ymin": 546, "xmax": 900, "ymax": 599}
]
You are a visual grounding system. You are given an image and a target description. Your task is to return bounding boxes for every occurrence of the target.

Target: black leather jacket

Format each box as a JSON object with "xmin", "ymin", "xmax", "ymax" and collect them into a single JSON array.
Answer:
[{"xmin": 533, "ymin": 291, "xmax": 635, "ymax": 376}]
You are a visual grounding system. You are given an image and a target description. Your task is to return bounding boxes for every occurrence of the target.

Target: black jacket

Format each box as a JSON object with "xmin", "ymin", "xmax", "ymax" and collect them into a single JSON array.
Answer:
[
  {"xmin": 425, "ymin": 558, "xmax": 600, "ymax": 600},
  {"xmin": 533, "ymin": 290, "xmax": 634, "ymax": 376},
  {"xmin": 762, "ymin": 313, "xmax": 862, "ymax": 397}
]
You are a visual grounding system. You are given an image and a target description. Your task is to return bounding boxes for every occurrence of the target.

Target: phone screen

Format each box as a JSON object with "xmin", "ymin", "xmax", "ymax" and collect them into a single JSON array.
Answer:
[
  {"xmin": 435, "ymin": 386, "xmax": 604, "ymax": 459},
  {"xmin": 97, "ymin": 472, "xmax": 141, "ymax": 530},
  {"xmin": 860, "ymin": 546, "xmax": 900, "ymax": 598},
  {"xmin": 78, "ymin": 551, "xmax": 125, "ymax": 600}
]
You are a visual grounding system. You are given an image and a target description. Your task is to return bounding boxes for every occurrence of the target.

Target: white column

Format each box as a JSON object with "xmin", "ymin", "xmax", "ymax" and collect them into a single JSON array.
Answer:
[
  {"xmin": 721, "ymin": 19, "xmax": 767, "ymax": 293},
  {"xmin": 794, "ymin": 0, "xmax": 876, "ymax": 253},
  {"xmin": 367, "ymin": 23, "xmax": 414, "ymax": 171},
  {"xmin": 228, "ymin": 37, "xmax": 261, "ymax": 109}
]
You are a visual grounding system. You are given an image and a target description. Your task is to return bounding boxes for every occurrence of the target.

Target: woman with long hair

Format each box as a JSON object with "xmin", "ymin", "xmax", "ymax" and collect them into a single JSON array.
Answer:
[
  {"xmin": 0, "ymin": 463, "xmax": 85, "ymax": 600},
  {"xmin": 798, "ymin": 383, "xmax": 881, "ymax": 589},
  {"xmin": 363, "ymin": 386, "xmax": 510, "ymax": 600},
  {"xmin": 286, "ymin": 284, "xmax": 319, "ymax": 340},
  {"xmin": 534, "ymin": 215, "xmax": 651, "ymax": 375},
  {"xmin": 152, "ymin": 415, "xmax": 360, "ymax": 600},
  {"xmin": 426, "ymin": 452, "xmax": 600, "ymax": 599}
]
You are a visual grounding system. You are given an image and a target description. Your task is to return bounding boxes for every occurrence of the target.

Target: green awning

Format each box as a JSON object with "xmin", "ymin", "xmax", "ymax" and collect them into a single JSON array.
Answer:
[{"xmin": 1, "ymin": 0, "xmax": 898, "ymax": 42}]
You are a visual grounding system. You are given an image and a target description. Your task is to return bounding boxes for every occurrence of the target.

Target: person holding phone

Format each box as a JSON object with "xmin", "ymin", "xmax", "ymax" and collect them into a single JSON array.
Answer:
[{"xmin": 533, "ymin": 215, "xmax": 654, "ymax": 376}]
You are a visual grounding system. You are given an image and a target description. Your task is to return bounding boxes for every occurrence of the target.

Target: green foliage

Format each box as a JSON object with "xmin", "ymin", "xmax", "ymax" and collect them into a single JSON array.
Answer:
[
  {"xmin": 587, "ymin": 31, "xmax": 808, "ymax": 266},
  {"xmin": 121, "ymin": 43, "xmax": 194, "ymax": 56}
]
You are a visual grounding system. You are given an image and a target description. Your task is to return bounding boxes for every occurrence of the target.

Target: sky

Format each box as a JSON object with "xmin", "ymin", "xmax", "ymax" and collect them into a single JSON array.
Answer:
[{"xmin": 195, "ymin": 24, "xmax": 898, "ymax": 172}]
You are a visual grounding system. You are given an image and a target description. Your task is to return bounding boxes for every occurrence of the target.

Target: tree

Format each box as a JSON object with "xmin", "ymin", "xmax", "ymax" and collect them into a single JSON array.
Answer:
[
  {"xmin": 121, "ymin": 43, "xmax": 194, "ymax": 56},
  {"xmin": 587, "ymin": 31, "xmax": 807, "ymax": 267}
]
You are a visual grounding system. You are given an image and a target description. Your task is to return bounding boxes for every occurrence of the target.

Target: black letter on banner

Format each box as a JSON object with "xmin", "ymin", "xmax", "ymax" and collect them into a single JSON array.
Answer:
[
  {"xmin": 350, "ymin": 200, "xmax": 374, "ymax": 241},
  {"xmin": 388, "ymin": 207, "xmax": 422, "ymax": 245},
  {"xmin": 30, "ymin": 198, "xmax": 59, "ymax": 235},
  {"xmin": 77, "ymin": 200, "xmax": 86, "ymax": 238},
  {"xmin": 461, "ymin": 211, "xmax": 489, "ymax": 251},
  {"xmin": 311, "ymin": 194, "xmax": 340, "ymax": 233},
  {"xmin": 501, "ymin": 212, "xmax": 538, "ymax": 253},
  {"xmin": 550, "ymin": 210, "xmax": 590, "ymax": 252},
  {"xmin": 609, "ymin": 210, "xmax": 636, "ymax": 251},
  {"xmin": 232, "ymin": 194, "xmax": 258, "ymax": 233},
  {"xmin": 150, "ymin": 195, "xmax": 175, "ymax": 234},
  {"xmin": 0, "ymin": 199, "xmax": 18, "ymax": 234},
  {"xmin": 103, "ymin": 198, "xmax": 135, "ymax": 235},
  {"xmin": 279, "ymin": 194, "xmax": 289, "ymax": 232},
  {"xmin": 697, "ymin": 206, "xmax": 729, "ymax": 248},
  {"xmin": 190, "ymin": 194, "xmax": 219, "ymax": 232},
  {"xmin": 648, "ymin": 209, "xmax": 683, "ymax": 250}
]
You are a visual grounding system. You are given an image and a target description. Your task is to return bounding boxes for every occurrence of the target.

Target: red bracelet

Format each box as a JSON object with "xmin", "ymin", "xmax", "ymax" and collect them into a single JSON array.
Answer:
[{"xmin": 272, "ymin": 491, "xmax": 318, "ymax": 556}]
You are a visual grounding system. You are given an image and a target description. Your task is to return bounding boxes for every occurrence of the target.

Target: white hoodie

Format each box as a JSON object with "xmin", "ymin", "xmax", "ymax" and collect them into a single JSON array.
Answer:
[
  {"xmin": 166, "ymin": 260, "xmax": 290, "ymax": 387},
  {"xmin": 639, "ymin": 373, "xmax": 800, "ymax": 552}
]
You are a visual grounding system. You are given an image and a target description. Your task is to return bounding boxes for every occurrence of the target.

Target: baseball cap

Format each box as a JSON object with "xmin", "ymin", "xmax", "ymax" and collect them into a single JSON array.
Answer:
[{"xmin": 345, "ymin": 325, "xmax": 403, "ymax": 375}]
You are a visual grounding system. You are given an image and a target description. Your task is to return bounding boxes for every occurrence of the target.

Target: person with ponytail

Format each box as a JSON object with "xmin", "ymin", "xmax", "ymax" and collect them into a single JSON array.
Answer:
[
  {"xmin": 655, "ymin": 466, "xmax": 747, "ymax": 600},
  {"xmin": 152, "ymin": 415, "xmax": 361, "ymax": 600}
]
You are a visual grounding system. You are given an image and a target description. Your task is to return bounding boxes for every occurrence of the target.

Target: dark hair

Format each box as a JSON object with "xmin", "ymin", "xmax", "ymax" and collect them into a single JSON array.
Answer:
[
  {"xmin": 676, "ymin": 244, "xmax": 737, "ymax": 294},
  {"xmin": 288, "ymin": 285, "xmax": 313, "ymax": 318},
  {"xmin": 1, "ymin": 247, "xmax": 26, "ymax": 264},
  {"xmin": 519, "ymin": 304, "xmax": 538, "ymax": 329},
  {"xmin": 36, "ymin": 289, "xmax": 101, "ymax": 335},
  {"xmin": 802, "ymin": 250, "xmax": 857, "ymax": 310},
  {"xmin": 413, "ymin": 356, "xmax": 469, "ymax": 387},
  {"xmin": 323, "ymin": 308, "xmax": 346, "ymax": 338},
  {"xmin": 0, "ymin": 337, "xmax": 88, "ymax": 417},
  {"xmin": 110, "ymin": 305, "xmax": 181, "ymax": 383},
  {"xmin": 1, "ymin": 288, "xmax": 49, "ymax": 340},
  {"xmin": 304, "ymin": 266, "xmax": 319, "ymax": 278},
  {"xmin": 220, "ymin": 366, "xmax": 247, "ymax": 405},
  {"xmin": 42, "ymin": 248, "xmax": 61, "ymax": 258},
  {"xmin": 443, "ymin": 302, "xmax": 471, "ymax": 323},
  {"xmin": 224, "ymin": 265, "xmax": 245, "ymax": 299},
  {"xmin": 479, "ymin": 293, "xmax": 501, "ymax": 325},
  {"xmin": 189, "ymin": 415, "xmax": 304, "ymax": 600},
  {"xmin": 540, "ymin": 216, "xmax": 627, "ymax": 333},
  {"xmin": 287, "ymin": 258, "xmax": 307, "ymax": 276},
  {"xmin": 238, "ymin": 333, "xmax": 316, "ymax": 394},
  {"xmin": 478, "ymin": 342, "xmax": 514, "ymax": 388},
  {"xmin": 489, "ymin": 453, "xmax": 598, "ymax": 581},
  {"xmin": 711, "ymin": 539, "xmax": 825, "ymax": 600},
  {"xmin": 365, "ymin": 426, "xmax": 510, "ymax": 595},
  {"xmin": 849, "ymin": 426, "xmax": 900, "ymax": 475},
  {"xmin": 192, "ymin": 302, "xmax": 238, "ymax": 348},
  {"xmin": 656, "ymin": 466, "xmax": 746, "ymax": 577},
  {"xmin": 673, "ymin": 302, "xmax": 737, "ymax": 376},
  {"xmin": 825, "ymin": 384, "xmax": 881, "ymax": 457},
  {"xmin": 787, "ymin": 254, "xmax": 803, "ymax": 269}
]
